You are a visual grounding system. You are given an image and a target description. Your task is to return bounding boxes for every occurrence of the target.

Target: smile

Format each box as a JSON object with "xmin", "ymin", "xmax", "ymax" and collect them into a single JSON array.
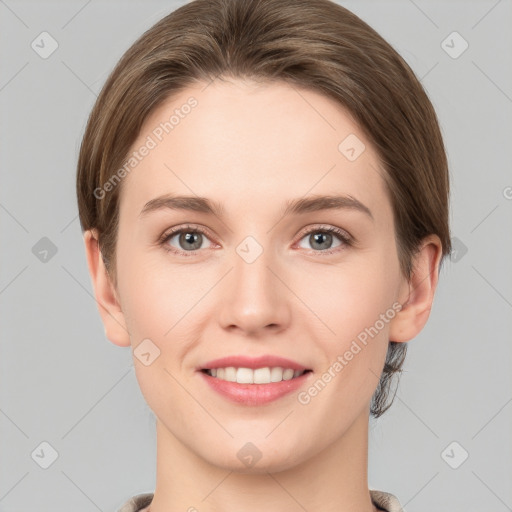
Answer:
[{"xmin": 198, "ymin": 368, "xmax": 313, "ymax": 406}]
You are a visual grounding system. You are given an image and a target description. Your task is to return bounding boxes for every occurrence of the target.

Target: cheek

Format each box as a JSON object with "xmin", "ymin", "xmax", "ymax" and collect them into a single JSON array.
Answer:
[
  {"xmin": 116, "ymin": 243, "xmax": 188, "ymax": 331},
  {"xmin": 117, "ymin": 250, "xmax": 216, "ymax": 379},
  {"xmin": 118, "ymin": 256, "xmax": 206, "ymax": 417},
  {"xmin": 297, "ymin": 250, "xmax": 399, "ymax": 342}
]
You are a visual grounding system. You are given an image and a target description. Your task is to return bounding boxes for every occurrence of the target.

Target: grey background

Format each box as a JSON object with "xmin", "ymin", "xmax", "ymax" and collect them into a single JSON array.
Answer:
[{"xmin": 1, "ymin": 0, "xmax": 511, "ymax": 511}]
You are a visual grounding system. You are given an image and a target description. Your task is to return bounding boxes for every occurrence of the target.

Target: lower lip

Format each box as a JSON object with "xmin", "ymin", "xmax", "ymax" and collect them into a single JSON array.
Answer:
[{"xmin": 198, "ymin": 370, "xmax": 312, "ymax": 406}]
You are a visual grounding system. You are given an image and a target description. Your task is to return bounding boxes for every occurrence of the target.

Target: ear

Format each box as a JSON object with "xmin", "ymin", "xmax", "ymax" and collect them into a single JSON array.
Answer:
[
  {"xmin": 83, "ymin": 229, "xmax": 131, "ymax": 347},
  {"xmin": 389, "ymin": 234, "xmax": 443, "ymax": 343}
]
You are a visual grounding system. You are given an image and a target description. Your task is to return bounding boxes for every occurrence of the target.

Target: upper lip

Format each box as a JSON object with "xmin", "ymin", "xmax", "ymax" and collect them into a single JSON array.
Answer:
[{"xmin": 199, "ymin": 355, "xmax": 311, "ymax": 371}]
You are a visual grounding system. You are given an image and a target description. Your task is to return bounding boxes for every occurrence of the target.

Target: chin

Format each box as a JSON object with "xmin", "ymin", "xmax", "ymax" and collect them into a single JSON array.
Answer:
[{"xmin": 197, "ymin": 437, "xmax": 306, "ymax": 475}]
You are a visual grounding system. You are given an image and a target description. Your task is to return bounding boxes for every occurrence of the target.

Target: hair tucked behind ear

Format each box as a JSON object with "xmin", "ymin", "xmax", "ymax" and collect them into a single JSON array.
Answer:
[{"xmin": 370, "ymin": 342, "xmax": 408, "ymax": 417}]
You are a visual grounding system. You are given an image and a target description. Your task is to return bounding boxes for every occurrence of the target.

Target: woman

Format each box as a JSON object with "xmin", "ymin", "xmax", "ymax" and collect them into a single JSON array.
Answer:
[{"xmin": 77, "ymin": 0, "xmax": 451, "ymax": 510}]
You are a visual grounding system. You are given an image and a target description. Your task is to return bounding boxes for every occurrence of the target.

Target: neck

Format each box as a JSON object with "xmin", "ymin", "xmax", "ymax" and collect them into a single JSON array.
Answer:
[{"xmin": 147, "ymin": 408, "xmax": 378, "ymax": 512}]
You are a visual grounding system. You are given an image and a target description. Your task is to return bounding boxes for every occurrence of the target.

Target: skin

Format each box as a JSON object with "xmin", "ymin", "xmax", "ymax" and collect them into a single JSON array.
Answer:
[{"xmin": 84, "ymin": 78, "xmax": 442, "ymax": 512}]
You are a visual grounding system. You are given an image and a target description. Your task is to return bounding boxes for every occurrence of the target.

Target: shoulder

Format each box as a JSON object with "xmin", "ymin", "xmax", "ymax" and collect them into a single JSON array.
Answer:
[
  {"xmin": 116, "ymin": 492, "xmax": 154, "ymax": 512},
  {"xmin": 370, "ymin": 489, "xmax": 404, "ymax": 512}
]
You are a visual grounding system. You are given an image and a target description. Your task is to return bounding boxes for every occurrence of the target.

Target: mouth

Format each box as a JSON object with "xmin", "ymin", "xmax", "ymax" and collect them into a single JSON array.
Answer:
[
  {"xmin": 198, "ymin": 366, "xmax": 313, "ymax": 405},
  {"xmin": 200, "ymin": 367, "xmax": 313, "ymax": 384},
  {"xmin": 197, "ymin": 355, "xmax": 314, "ymax": 405}
]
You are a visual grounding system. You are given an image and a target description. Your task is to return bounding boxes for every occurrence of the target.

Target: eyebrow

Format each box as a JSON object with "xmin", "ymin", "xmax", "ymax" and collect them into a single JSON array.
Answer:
[{"xmin": 139, "ymin": 193, "xmax": 373, "ymax": 221}]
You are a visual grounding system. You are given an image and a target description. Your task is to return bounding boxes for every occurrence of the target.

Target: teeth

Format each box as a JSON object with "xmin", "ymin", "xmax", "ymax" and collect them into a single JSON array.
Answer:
[{"xmin": 206, "ymin": 366, "xmax": 307, "ymax": 384}]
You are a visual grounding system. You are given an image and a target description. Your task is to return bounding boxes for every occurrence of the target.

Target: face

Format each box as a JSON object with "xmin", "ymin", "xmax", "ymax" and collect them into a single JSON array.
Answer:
[{"xmin": 110, "ymin": 78, "xmax": 410, "ymax": 472}]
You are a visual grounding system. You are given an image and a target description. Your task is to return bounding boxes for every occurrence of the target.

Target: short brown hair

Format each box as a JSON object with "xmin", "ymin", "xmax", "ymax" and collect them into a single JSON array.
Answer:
[{"xmin": 76, "ymin": 0, "xmax": 451, "ymax": 418}]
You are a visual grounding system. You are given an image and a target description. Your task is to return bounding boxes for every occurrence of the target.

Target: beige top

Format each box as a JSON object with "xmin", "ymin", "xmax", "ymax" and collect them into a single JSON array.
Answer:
[{"xmin": 117, "ymin": 489, "xmax": 404, "ymax": 512}]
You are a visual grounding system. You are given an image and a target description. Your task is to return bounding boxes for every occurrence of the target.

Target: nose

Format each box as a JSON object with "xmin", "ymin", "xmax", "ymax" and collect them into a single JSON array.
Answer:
[{"xmin": 217, "ymin": 242, "xmax": 291, "ymax": 336}]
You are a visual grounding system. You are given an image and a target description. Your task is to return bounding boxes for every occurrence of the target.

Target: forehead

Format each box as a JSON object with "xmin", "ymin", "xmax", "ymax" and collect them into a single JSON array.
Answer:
[{"xmin": 119, "ymin": 78, "xmax": 392, "ymax": 226}]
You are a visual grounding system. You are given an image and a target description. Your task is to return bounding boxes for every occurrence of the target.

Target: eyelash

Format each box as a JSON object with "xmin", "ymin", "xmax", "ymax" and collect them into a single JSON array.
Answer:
[{"xmin": 157, "ymin": 223, "xmax": 353, "ymax": 258}]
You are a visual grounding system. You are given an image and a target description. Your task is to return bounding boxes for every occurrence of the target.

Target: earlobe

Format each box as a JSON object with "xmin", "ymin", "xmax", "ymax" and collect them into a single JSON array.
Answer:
[
  {"xmin": 83, "ymin": 229, "xmax": 131, "ymax": 347},
  {"xmin": 388, "ymin": 234, "xmax": 443, "ymax": 343}
]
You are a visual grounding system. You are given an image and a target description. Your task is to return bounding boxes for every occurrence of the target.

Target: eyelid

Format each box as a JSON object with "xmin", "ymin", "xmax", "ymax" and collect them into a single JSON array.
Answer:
[
  {"xmin": 295, "ymin": 224, "xmax": 352, "ymax": 243},
  {"xmin": 158, "ymin": 223, "xmax": 213, "ymax": 243}
]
